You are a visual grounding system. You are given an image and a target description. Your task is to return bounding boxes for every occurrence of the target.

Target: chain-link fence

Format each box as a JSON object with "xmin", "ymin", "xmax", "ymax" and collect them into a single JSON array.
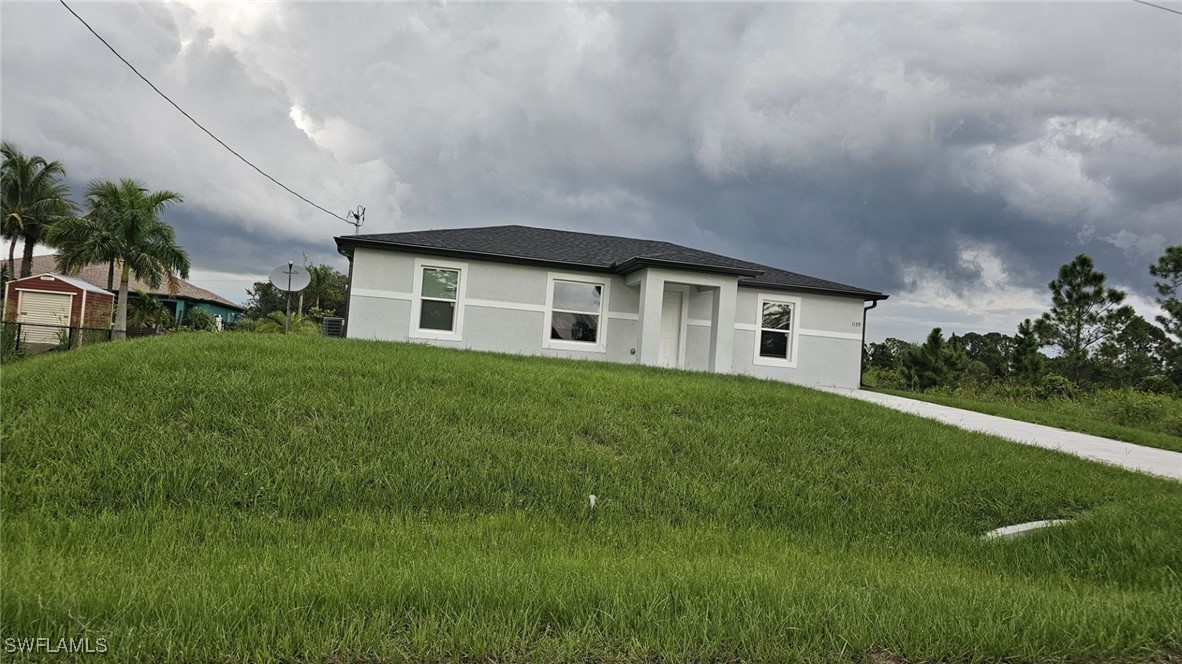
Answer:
[{"xmin": 1, "ymin": 321, "xmax": 153, "ymax": 363}]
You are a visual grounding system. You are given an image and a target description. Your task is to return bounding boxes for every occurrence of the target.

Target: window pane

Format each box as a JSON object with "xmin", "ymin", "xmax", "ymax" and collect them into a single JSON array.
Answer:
[
  {"xmin": 550, "ymin": 312, "xmax": 599, "ymax": 342},
  {"xmin": 422, "ymin": 268, "xmax": 458, "ymax": 300},
  {"xmin": 760, "ymin": 330, "xmax": 789, "ymax": 358},
  {"xmin": 762, "ymin": 302, "xmax": 792, "ymax": 331},
  {"xmin": 552, "ymin": 281, "xmax": 601, "ymax": 313},
  {"xmin": 420, "ymin": 299, "xmax": 455, "ymax": 331}
]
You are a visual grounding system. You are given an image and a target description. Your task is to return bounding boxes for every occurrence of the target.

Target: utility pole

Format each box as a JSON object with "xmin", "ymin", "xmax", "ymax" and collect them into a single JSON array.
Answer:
[
  {"xmin": 284, "ymin": 261, "xmax": 293, "ymax": 335},
  {"xmin": 298, "ymin": 253, "xmax": 308, "ymax": 316}
]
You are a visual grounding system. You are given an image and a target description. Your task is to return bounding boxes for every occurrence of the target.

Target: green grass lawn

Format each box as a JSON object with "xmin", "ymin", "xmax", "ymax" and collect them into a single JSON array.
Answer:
[
  {"xmin": 867, "ymin": 386, "xmax": 1182, "ymax": 453},
  {"xmin": 3, "ymin": 334, "xmax": 1181, "ymax": 662}
]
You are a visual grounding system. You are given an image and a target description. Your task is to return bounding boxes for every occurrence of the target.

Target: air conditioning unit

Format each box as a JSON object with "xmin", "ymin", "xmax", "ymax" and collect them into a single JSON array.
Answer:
[{"xmin": 322, "ymin": 317, "xmax": 345, "ymax": 338}]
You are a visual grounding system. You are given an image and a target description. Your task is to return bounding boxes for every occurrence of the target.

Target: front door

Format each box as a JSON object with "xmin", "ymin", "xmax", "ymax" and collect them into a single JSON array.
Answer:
[{"xmin": 659, "ymin": 289, "xmax": 683, "ymax": 368}]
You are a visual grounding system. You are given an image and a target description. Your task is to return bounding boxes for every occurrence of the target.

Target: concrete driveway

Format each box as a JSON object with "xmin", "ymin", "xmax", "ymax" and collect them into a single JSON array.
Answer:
[{"xmin": 822, "ymin": 388, "xmax": 1182, "ymax": 482}]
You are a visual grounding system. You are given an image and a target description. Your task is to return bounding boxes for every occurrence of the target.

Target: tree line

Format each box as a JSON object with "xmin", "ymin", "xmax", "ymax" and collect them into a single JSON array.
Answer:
[
  {"xmin": 2, "ymin": 141, "xmax": 352, "ymax": 338},
  {"xmin": 1, "ymin": 142, "xmax": 189, "ymax": 340},
  {"xmin": 236, "ymin": 265, "xmax": 348, "ymax": 334},
  {"xmin": 865, "ymin": 250, "xmax": 1182, "ymax": 394}
]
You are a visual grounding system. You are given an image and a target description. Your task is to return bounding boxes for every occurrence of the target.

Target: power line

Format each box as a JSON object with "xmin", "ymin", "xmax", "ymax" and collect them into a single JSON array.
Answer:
[
  {"xmin": 1133, "ymin": 0, "xmax": 1182, "ymax": 15},
  {"xmin": 58, "ymin": 0, "xmax": 352, "ymax": 223}
]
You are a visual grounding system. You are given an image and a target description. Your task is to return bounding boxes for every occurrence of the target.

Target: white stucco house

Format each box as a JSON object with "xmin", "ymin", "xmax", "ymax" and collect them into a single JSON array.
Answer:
[{"xmin": 335, "ymin": 225, "xmax": 888, "ymax": 389}]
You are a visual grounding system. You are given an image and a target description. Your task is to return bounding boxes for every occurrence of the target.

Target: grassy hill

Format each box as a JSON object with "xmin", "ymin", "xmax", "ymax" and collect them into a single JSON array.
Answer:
[{"xmin": 3, "ymin": 334, "xmax": 1180, "ymax": 662}]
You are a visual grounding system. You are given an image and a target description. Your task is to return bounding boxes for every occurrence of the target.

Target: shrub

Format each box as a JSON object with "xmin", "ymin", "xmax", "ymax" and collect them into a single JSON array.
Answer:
[
  {"xmin": 1138, "ymin": 375, "xmax": 1181, "ymax": 398},
  {"xmin": 986, "ymin": 381, "xmax": 1041, "ymax": 402},
  {"xmin": 1094, "ymin": 389, "xmax": 1178, "ymax": 432},
  {"xmin": 182, "ymin": 308, "xmax": 217, "ymax": 332},
  {"xmin": 228, "ymin": 317, "xmax": 258, "ymax": 333},
  {"xmin": 961, "ymin": 360, "xmax": 993, "ymax": 388},
  {"xmin": 1, "ymin": 323, "xmax": 25, "ymax": 364},
  {"xmin": 128, "ymin": 290, "xmax": 173, "ymax": 332},
  {"xmin": 1162, "ymin": 412, "xmax": 1182, "ymax": 437},
  {"xmin": 305, "ymin": 306, "xmax": 335, "ymax": 323},
  {"xmin": 1039, "ymin": 374, "xmax": 1076, "ymax": 400},
  {"xmin": 253, "ymin": 311, "xmax": 319, "ymax": 335},
  {"xmin": 54, "ymin": 327, "xmax": 72, "ymax": 351},
  {"xmin": 861, "ymin": 368, "xmax": 907, "ymax": 389},
  {"xmin": 79, "ymin": 328, "xmax": 112, "ymax": 347}
]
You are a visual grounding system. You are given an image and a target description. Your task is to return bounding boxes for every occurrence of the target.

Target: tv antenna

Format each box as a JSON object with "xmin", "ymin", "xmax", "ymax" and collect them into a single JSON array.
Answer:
[{"xmin": 346, "ymin": 205, "xmax": 366, "ymax": 235}]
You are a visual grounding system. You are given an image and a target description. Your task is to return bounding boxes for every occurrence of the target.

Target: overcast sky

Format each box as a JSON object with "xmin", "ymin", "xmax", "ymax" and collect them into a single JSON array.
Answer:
[{"xmin": 2, "ymin": 1, "xmax": 1179, "ymax": 342}]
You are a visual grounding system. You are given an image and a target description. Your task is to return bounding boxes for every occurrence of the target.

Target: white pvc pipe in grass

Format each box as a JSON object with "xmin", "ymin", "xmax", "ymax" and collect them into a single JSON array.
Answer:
[{"xmin": 984, "ymin": 519, "xmax": 1071, "ymax": 539}]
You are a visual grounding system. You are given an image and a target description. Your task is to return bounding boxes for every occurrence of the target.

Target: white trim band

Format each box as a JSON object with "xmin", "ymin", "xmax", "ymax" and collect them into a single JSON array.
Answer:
[
  {"xmin": 468, "ymin": 298, "xmax": 546, "ymax": 313},
  {"xmin": 798, "ymin": 328, "xmax": 863, "ymax": 341},
  {"xmin": 352, "ymin": 288, "xmax": 413, "ymax": 301}
]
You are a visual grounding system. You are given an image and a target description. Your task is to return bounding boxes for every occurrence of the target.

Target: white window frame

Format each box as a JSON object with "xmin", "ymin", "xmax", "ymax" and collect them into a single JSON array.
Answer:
[
  {"xmin": 542, "ymin": 272, "xmax": 609, "ymax": 353},
  {"xmin": 752, "ymin": 293, "xmax": 800, "ymax": 368},
  {"xmin": 410, "ymin": 257, "xmax": 467, "ymax": 341}
]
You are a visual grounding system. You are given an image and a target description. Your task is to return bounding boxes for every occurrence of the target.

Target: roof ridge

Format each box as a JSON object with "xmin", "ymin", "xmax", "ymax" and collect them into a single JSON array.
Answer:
[
  {"xmin": 358, "ymin": 223, "xmax": 674, "ymax": 247},
  {"xmin": 8, "ymin": 254, "xmax": 244, "ymax": 309},
  {"xmin": 337, "ymin": 225, "xmax": 886, "ymax": 300}
]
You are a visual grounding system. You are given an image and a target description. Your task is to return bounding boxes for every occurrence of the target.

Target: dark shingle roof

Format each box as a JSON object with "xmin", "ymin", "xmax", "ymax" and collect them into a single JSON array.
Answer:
[{"xmin": 337, "ymin": 225, "xmax": 887, "ymax": 300}]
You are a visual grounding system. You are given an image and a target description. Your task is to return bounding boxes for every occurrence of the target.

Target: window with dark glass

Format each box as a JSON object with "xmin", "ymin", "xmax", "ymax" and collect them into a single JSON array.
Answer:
[
  {"xmin": 419, "ymin": 267, "xmax": 459, "ymax": 331},
  {"xmin": 759, "ymin": 301, "xmax": 793, "ymax": 359},
  {"xmin": 549, "ymin": 280, "xmax": 602, "ymax": 343}
]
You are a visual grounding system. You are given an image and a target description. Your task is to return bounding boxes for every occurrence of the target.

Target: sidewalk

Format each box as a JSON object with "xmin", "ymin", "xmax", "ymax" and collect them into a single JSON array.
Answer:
[{"xmin": 821, "ymin": 388, "xmax": 1182, "ymax": 481}]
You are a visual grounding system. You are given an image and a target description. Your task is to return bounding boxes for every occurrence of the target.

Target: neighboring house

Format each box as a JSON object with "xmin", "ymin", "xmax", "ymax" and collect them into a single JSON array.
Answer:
[
  {"xmin": 336, "ymin": 225, "xmax": 888, "ymax": 389},
  {"xmin": 7, "ymin": 256, "xmax": 245, "ymax": 325},
  {"xmin": 4, "ymin": 273, "xmax": 115, "ymax": 345}
]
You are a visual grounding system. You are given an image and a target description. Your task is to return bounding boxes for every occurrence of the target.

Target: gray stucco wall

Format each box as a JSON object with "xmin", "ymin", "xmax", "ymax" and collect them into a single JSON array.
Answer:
[
  {"xmin": 731, "ymin": 288, "xmax": 866, "ymax": 388},
  {"xmin": 347, "ymin": 247, "xmax": 869, "ymax": 389}
]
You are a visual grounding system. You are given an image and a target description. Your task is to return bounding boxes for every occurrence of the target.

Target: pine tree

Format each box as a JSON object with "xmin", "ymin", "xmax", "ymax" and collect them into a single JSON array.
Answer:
[
  {"xmin": 1011, "ymin": 319, "xmax": 1045, "ymax": 381},
  {"xmin": 1034, "ymin": 254, "xmax": 1133, "ymax": 383},
  {"xmin": 902, "ymin": 328, "xmax": 963, "ymax": 390},
  {"xmin": 1149, "ymin": 246, "xmax": 1182, "ymax": 386}
]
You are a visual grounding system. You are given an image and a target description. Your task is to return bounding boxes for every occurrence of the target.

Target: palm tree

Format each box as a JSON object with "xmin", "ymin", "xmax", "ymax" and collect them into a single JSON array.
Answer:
[
  {"xmin": 306, "ymin": 264, "xmax": 335, "ymax": 310},
  {"xmin": 127, "ymin": 288, "xmax": 174, "ymax": 333},
  {"xmin": 51, "ymin": 179, "xmax": 189, "ymax": 340},
  {"xmin": 1, "ymin": 141, "xmax": 76, "ymax": 280},
  {"xmin": 50, "ymin": 201, "xmax": 123, "ymax": 289},
  {"xmin": 254, "ymin": 310, "xmax": 318, "ymax": 335}
]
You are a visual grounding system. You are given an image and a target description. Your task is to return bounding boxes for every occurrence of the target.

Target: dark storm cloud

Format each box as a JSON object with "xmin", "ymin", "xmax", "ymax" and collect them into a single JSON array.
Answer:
[{"xmin": 2, "ymin": 2, "xmax": 1178, "ymax": 336}]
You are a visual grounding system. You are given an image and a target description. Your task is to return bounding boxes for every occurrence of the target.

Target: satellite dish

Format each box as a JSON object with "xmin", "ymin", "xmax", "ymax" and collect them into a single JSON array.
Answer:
[{"xmin": 269, "ymin": 263, "xmax": 311, "ymax": 292}]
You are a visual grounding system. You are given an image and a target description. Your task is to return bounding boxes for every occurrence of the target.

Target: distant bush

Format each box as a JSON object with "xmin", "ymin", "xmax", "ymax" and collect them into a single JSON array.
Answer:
[
  {"xmin": 304, "ymin": 306, "xmax": 336, "ymax": 323},
  {"xmin": 961, "ymin": 360, "xmax": 994, "ymax": 388},
  {"xmin": 1163, "ymin": 413, "xmax": 1182, "ymax": 438},
  {"xmin": 227, "ymin": 317, "xmax": 258, "ymax": 333},
  {"xmin": 1039, "ymin": 374, "xmax": 1076, "ymax": 400},
  {"xmin": 986, "ymin": 382, "xmax": 1041, "ymax": 402},
  {"xmin": 861, "ymin": 368, "xmax": 907, "ymax": 390},
  {"xmin": 253, "ymin": 311, "xmax": 319, "ymax": 335},
  {"xmin": 182, "ymin": 308, "xmax": 217, "ymax": 332},
  {"xmin": 1098, "ymin": 389, "xmax": 1182, "ymax": 435},
  {"xmin": 1139, "ymin": 375, "xmax": 1181, "ymax": 398}
]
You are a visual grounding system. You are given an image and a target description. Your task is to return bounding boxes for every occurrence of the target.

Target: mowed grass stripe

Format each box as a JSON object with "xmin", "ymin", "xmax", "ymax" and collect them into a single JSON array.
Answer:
[
  {"xmin": 4, "ymin": 513, "xmax": 1177, "ymax": 663},
  {"xmin": 2, "ymin": 334, "xmax": 1180, "ymax": 662}
]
